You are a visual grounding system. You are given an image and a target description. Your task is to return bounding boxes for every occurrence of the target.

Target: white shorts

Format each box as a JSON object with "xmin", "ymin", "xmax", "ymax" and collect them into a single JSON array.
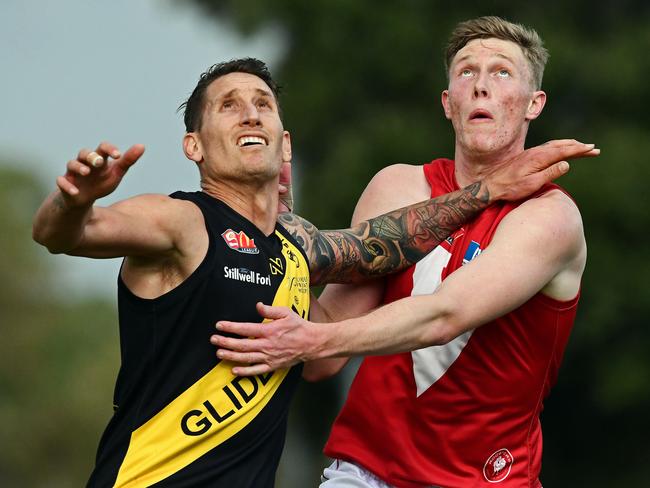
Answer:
[
  {"xmin": 319, "ymin": 460, "xmax": 397, "ymax": 488},
  {"xmin": 320, "ymin": 459, "xmax": 539, "ymax": 488}
]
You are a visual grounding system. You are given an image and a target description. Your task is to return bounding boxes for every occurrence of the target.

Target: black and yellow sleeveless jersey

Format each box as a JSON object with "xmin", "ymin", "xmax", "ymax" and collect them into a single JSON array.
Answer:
[{"xmin": 87, "ymin": 191, "xmax": 310, "ymax": 488}]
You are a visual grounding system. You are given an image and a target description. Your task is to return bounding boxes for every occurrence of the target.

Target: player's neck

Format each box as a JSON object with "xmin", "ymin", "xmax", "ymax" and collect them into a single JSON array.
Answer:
[
  {"xmin": 453, "ymin": 141, "xmax": 525, "ymax": 188},
  {"xmin": 202, "ymin": 179, "xmax": 278, "ymax": 236}
]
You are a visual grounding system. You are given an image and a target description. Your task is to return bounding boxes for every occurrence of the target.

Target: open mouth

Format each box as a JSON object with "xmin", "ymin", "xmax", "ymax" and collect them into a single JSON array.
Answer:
[
  {"xmin": 237, "ymin": 136, "xmax": 267, "ymax": 147},
  {"xmin": 469, "ymin": 109, "xmax": 493, "ymax": 121}
]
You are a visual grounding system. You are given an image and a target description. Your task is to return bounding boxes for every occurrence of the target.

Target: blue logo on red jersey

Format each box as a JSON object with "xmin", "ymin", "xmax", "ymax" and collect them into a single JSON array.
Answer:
[{"xmin": 462, "ymin": 240, "xmax": 482, "ymax": 265}]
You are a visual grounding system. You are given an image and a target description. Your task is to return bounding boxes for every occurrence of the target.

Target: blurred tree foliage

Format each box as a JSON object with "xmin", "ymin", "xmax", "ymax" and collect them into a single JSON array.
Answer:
[
  {"xmin": 180, "ymin": 0, "xmax": 650, "ymax": 486},
  {"xmin": 0, "ymin": 166, "xmax": 119, "ymax": 487}
]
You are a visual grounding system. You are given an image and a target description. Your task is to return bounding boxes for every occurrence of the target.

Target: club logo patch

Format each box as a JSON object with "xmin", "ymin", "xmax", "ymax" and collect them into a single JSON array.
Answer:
[
  {"xmin": 221, "ymin": 229, "xmax": 259, "ymax": 254},
  {"xmin": 462, "ymin": 240, "xmax": 482, "ymax": 265},
  {"xmin": 483, "ymin": 448, "xmax": 513, "ymax": 483}
]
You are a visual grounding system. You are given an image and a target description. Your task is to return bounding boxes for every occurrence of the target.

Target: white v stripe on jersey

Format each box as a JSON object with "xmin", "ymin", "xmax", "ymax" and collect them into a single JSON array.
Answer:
[{"xmin": 410, "ymin": 245, "xmax": 474, "ymax": 397}]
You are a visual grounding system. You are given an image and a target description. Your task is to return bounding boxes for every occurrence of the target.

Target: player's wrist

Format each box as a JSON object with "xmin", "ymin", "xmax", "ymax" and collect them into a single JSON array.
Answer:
[
  {"xmin": 310, "ymin": 321, "xmax": 343, "ymax": 361},
  {"xmin": 469, "ymin": 179, "xmax": 497, "ymax": 205},
  {"xmin": 54, "ymin": 190, "xmax": 93, "ymax": 212}
]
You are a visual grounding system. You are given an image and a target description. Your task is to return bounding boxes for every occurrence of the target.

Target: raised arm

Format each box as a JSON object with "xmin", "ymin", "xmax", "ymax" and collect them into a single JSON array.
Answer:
[
  {"xmin": 32, "ymin": 142, "xmax": 196, "ymax": 258},
  {"xmin": 280, "ymin": 139, "xmax": 597, "ymax": 285}
]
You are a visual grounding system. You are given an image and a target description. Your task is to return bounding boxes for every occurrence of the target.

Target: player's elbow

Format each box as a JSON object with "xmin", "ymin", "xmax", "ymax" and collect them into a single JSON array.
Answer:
[
  {"xmin": 422, "ymin": 306, "xmax": 467, "ymax": 347},
  {"xmin": 32, "ymin": 225, "xmax": 71, "ymax": 254},
  {"xmin": 32, "ymin": 225, "xmax": 55, "ymax": 252}
]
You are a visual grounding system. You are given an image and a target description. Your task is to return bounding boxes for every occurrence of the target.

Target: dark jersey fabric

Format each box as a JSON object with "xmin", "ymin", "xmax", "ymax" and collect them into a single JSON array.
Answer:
[{"xmin": 87, "ymin": 191, "xmax": 310, "ymax": 488}]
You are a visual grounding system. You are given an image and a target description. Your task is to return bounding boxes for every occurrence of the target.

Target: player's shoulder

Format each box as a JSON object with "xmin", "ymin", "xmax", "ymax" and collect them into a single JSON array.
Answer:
[
  {"xmin": 112, "ymin": 193, "xmax": 204, "ymax": 229},
  {"xmin": 518, "ymin": 188, "xmax": 582, "ymax": 226},
  {"xmin": 111, "ymin": 192, "xmax": 199, "ymax": 212},
  {"xmin": 368, "ymin": 163, "xmax": 427, "ymax": 190},
  {"xmin": 353, "ymin": 163, "xmax": 430, "ymax": 221},
  {"xmin": 498, "ymin": 188, "xmax": 585, "ymax": 258}
]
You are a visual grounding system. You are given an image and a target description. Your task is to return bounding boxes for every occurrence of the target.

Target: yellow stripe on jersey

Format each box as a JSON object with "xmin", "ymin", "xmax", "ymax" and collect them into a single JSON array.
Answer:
[{"xmin": 113, "ymin": 232, "xmax": 310, "ymax": 487}]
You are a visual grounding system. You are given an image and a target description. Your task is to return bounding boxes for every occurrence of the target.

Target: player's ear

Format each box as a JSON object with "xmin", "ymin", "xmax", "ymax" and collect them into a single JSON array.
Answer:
[
  {"xmin": 282, "ymin": 130, "xmax": 292, "ymax": 163},
  {"xmin": 441, "ymin": 90, "xmax": 452, "ymax": 120},
  {"xmin": 183, "ymin": 132, "xmax": 203, "ymax": 164},
  {"xmin": 526, "ymin": 91, "xmax": 546, "ymax": 121}
]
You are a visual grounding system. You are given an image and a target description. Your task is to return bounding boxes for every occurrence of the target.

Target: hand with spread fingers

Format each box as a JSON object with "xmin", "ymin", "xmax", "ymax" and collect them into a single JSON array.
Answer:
[
  {"xmin": 483, "ymin": 139, "xmax": 599, "ymax": 202},
  {"xmin": 211, "ymin": 302, "xmax": 316, "ymax": 376},
  {"xmin": 56, "ymin": 141, "xmax": 145, "ymax": 208}
]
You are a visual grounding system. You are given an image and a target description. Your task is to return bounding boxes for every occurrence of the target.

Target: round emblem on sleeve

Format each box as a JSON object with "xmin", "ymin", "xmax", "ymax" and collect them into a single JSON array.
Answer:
[{"xmin": 483, "ymin": 448, "xmax": 514, "ymax": 483}]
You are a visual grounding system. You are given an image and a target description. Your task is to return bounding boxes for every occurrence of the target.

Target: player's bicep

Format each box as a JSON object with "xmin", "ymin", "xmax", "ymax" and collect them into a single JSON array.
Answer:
[
  {"xmin": 71, "ymin": 194, "xmax": 195, "ymax": 258},
  {"xmin": 435, "ymin": 194, "xmax": 584, "ymax": 334}
]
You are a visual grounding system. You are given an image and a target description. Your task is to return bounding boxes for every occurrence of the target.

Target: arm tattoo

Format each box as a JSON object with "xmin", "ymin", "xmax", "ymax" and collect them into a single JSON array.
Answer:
[{"xmin": 278, "ymin": 181, "xmax": 490, "ymax": 285}]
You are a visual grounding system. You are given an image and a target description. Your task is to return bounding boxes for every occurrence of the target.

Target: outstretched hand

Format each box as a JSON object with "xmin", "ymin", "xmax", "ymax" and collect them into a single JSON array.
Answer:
[
  {"xmin": 211, "ymin": 302, "xmax": 318, "ymax": 376},
  {"xmin": 485, "ymin": 139, "xmax": 599, "ymax": 202},
  {"xmin": 56, "ymin": 141, "xmax": 145, "ymax": 208}
]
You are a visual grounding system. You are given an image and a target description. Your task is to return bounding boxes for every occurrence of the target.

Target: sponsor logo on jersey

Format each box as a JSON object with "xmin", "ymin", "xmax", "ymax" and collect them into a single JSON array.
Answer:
[
  {"xmin": 483, "ymin": 448, "xmax": 514, "ymax": 483},
  {"xmin": 221, "ymin": 229, "xmax": 259, "ymax": 254},
  {"xmin": 462, "ymin": 240, "xmax": 482, "ymax": 265},
  {"xmin": 224, "ymin": 266, "xmax": 271, "ymax": 286},
  {"xmin": 181, "ymin": 372, "xmax": 274, "ymax": 436}
]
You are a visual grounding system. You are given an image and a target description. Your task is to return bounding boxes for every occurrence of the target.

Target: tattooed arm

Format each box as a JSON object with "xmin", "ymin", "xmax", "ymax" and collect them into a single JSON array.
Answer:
[
  {"xmin": 213, "ymin": 140, "xmax": 598, "ymax": 375},
  {"xmin": 279, "ymin": 140, "xmax": 597, "ymax": 285},
  {"xmin": 279, "ymin": 181, "xmax": 489, "ymax": 285}
]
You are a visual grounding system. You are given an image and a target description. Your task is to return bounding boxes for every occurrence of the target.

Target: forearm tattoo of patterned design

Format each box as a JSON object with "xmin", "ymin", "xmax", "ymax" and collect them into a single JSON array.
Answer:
[{"xmin": 278, "ymin": 181, "xmax": 489, "ymax": 285}]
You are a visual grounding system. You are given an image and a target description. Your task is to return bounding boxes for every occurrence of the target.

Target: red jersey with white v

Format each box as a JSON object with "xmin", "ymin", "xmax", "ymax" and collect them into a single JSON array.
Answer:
[{"xmin": 324, "ymin": 158, "xmax": 579, "ymax": 488}]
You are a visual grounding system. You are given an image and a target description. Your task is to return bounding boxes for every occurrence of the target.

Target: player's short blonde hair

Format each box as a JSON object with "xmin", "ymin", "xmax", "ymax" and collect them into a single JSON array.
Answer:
[{"xmin": 444, "ymin": 16, "xmax": 548, "ymax": 89}]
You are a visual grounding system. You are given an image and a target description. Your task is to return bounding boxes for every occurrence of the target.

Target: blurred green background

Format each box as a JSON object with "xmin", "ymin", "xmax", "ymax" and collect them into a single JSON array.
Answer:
[{"xmin": 2, "ymin": 0, "xmax": 649, "ymax": 486}]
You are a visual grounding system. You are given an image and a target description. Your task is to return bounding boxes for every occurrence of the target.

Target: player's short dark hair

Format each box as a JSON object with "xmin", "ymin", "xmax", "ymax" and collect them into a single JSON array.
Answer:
[{"xmin": 179, "ymin": 57, "xmax": 282, "ymax": 132}]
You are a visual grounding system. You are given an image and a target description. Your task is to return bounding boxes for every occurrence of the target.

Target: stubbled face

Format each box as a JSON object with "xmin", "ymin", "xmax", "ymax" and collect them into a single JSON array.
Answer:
[
  {"xmin": 185, "ymin": 72, "xmax": 290, "ymax": 184},
  {"xmin": 442, "ymin": 38, "xmax": 545, "ymax": 158}
]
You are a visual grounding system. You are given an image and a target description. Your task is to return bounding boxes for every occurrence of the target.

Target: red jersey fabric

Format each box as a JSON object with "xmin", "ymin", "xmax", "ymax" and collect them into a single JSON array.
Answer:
[{"xmin": 324, "ymin": 159, "xmax": 579, "ymax": 487}]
